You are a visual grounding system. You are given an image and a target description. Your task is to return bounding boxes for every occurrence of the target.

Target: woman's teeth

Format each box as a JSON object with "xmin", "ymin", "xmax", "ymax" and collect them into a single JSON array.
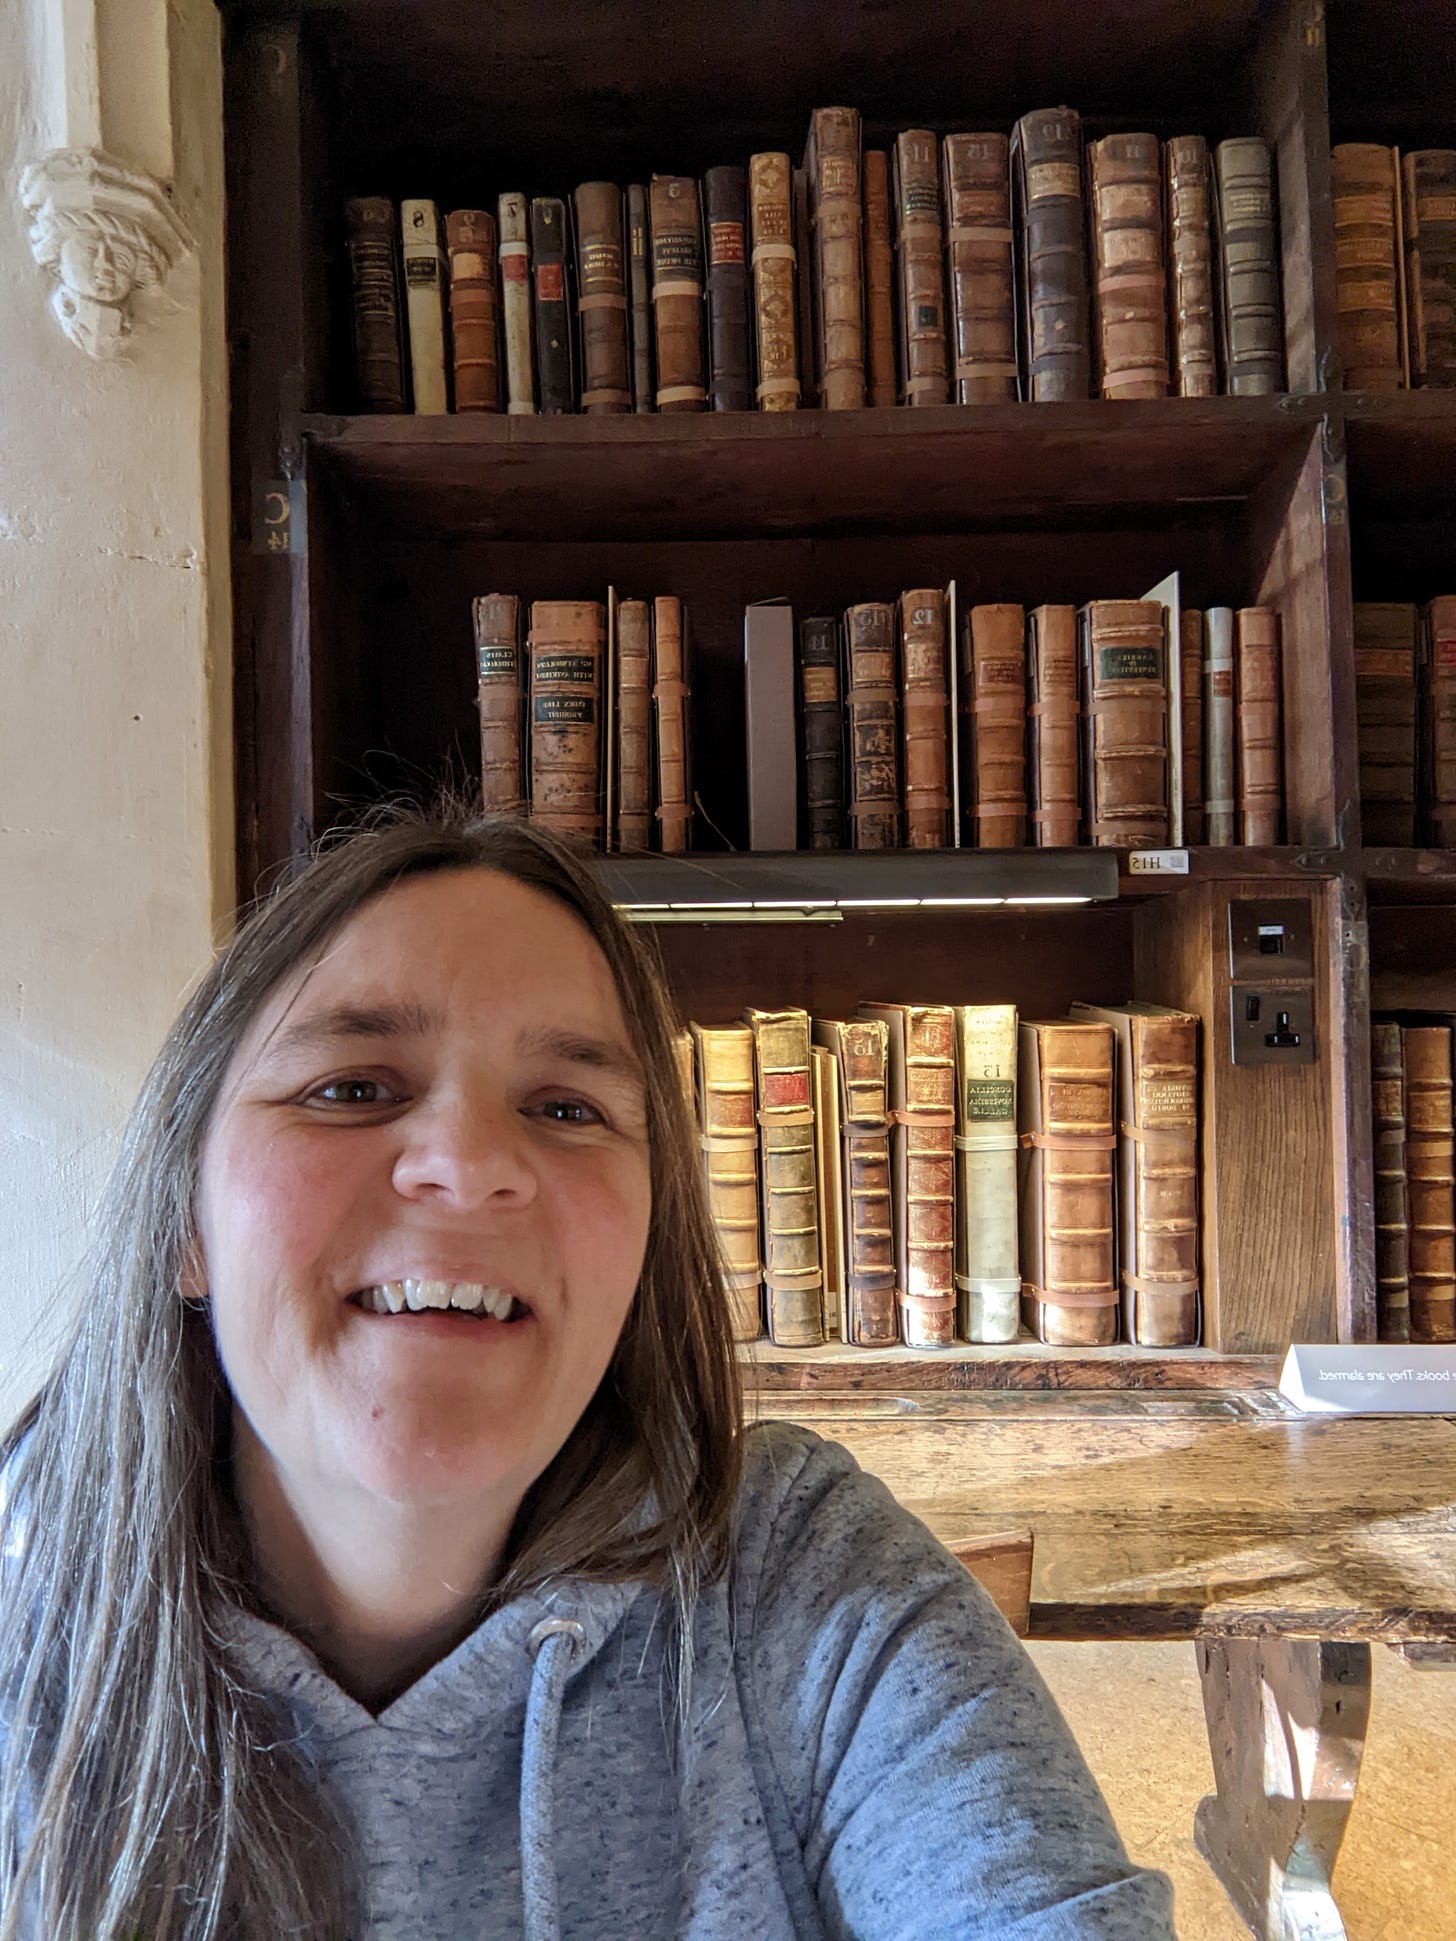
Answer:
[{"xmin": 356, "ymin": 1281, "xmax": 519, "ymax": 1319}]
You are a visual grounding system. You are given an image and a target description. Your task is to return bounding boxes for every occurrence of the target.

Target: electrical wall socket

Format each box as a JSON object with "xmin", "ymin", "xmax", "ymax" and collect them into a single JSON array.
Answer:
[{"xmin": 1228, "ymin": 985, "xmax": 1317, "ymax": 1065}]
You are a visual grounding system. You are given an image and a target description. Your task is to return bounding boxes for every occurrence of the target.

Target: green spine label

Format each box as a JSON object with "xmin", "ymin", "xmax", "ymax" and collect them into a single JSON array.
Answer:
[
  {"xmin": 534, "ymin": 653, "xmax": 596, "ymax": 686},
  {"xmin": 534, "ymin": 695, "xmax": 596, "ymax": 726},
  {"xmin": 964, "ymin": 1079, "xmax": 1014, "ymax": 1121},
  {"xmin": 1098, "ymin": 646, "xmax": 1160, "ymax": 682}
]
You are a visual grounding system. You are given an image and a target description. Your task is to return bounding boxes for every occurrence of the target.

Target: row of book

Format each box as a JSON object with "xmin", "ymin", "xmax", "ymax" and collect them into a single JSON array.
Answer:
[
  {"xmin": 1372, "ymin": 1014, "xmax": 1456, "ymax": 1344},
  {"xmin": 674, "ymin": 1000, "xmax": 1202, "ymax": 1351},
  {"xmin": 1332, "ymin": 146, "xmax": 1456, "ymax": 390},
  {"xmin": 1355, "ymin": 600, "xmax": 1456, "ymax": 847},
  {"xmin": 345, "ymin": 108, "xmax": 1283, "ymax": 416}
]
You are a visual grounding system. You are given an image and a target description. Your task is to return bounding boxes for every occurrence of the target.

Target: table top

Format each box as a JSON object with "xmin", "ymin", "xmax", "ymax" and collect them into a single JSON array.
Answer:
[{"xmin": 761, "ymin": 1390, "xmax": 1456, "ymax": 1643}]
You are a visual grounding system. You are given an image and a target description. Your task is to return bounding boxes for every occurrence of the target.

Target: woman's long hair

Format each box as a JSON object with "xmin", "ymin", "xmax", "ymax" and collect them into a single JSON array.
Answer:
[{"xmin": 0, "ymin": 804, "xmax": 743, "ymax": 1939}]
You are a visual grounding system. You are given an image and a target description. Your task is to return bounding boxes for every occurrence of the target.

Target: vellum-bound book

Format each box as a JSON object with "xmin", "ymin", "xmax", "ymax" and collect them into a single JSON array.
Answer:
[
  {"xmin": 744, "ymin": 1008, "xmax": 824, "ymax": 1346},
  {"xmin": 813, "ymin": 1017, "xmax": 898, "ymax": 1346},
  {"xmin": 1017, "ymin": 1020, "xmax": 1118, "ymax": 1345},
  {"xmin": 400, "ymin": 198, "xmax": 449, "ymax": 414},
  {"xmin": 690, "ymin": 1023, "xmax": 764, "ymax": 1343},
  {"xmin": 859, "ymin": 1002, "xmax": 956, "ymax": 1348},
  {"xmin": 953, "ymin": 1005, "xmax": 1020, "ymax": 1342}
]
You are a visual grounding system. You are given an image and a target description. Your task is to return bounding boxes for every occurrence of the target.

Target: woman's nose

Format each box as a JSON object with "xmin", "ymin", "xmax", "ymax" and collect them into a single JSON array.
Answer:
[{"xmin": 389, "ymin": 1093, "xmax": 538, "ymax": 1208}]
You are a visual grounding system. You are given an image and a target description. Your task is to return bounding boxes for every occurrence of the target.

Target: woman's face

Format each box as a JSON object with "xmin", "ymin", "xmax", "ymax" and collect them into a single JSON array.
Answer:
[{"xmin": 194, "ymin": 867, "xmax": 653, "ymax": 1518}]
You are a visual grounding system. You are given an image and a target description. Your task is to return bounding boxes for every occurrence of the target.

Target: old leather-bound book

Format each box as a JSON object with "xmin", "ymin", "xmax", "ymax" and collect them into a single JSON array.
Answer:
[
  {"xmin": 953, "ymin": 1004, "xmax": 1020, "ymax": 1343},
  {"xmin": 1088, "ymin": 133, "xmax": 1170, "ymax": 398},
  {"xmin": 744, "ymin": 1007, "xmax": 824, "ymax": 1346},
  {"xmin": 530, "ymin": 197, "xmax": 574, "ymax": 413},
  {"xmin": 1180, "ymin": 609, "xmax": 1206, "ymax": 843},
  {"xmin": 1402, "ymin": 1023, "xmax": 1456, "ymax": 1343},
  {"xmin": 812, "ymin": 1017, "xmax": 899, "ymax": 1346},
  {"xmin": 798, "ymin": 615, "xmax": 843, "ymax": 848},
  {"xmin": 344, "ymin": 195, "xmax": 405, "ymax": 410},
  {"xmin": 1164, "ymin": 136, "xmax": 1217, "ymax": 397},
  {"xmin": 1371, "ymin": 1019, "xmax": 1411, "ymax": 1343},
  {"xmin": 1354, "ymin": 602, "xmax": 1419, "ymax": 844},
  {"xmin": 626, "ymin": 184, "xmax": 655, "ymax": 412},
  {"xmin": 528, "ymin": 601, "xmax": 604, "ymax": 844},
  {"xmin": 572, "ymin": 182, "xmax": 631, "ymax": 414},
  {"xmin": 810, "ymin": 1043, "xmax": 845, "ymax": 1338},
  {"xmin": 1424, "ymin": 596, "xmax": 1456, "ymax": 845},
  {"xmin": 1027, "ymin": 605, "xmax": 1080, "ymax": 846},
  {"xmin": 473, "ymin": 592, "xmax": 524, "ymax": 815},
  {"xmin": 1235, "ymin": 607, "xmax": 1283, "ymax": 843},
  {"xmin": 497, "ymin": 191, "xmax": 536, "ymax": 414},
  {"xmin": 1011, "ymin": 107, "xmax": 1090, "ymax": 401},
  {"xmin": 614, "ymin": 597, "xmax": 651, "ymax": 850},
  {"xmin": 1402, "ymin": 151, "xmax": 1456, "ymax": 388},
  {"xmin": 747, "ymin": 152, "xmax": 800, "ymax": 411},
  {"xmin": 1203, "ymin": 606, "xmax": 1237, "ymax": 844},
  {"xmin": 861, "ymin": 150, "xmax": 897, "ymax": 405},
  {"xmin": 703, "ymin": 166, "xmax": 753, "ymax": 411},
  {"xmin": 649, "ymin": 175, "xmax": 707, "ymax": 412},
  {"xmin": 1331, "ymin": 144, "xmax": 1404, "ymax": 390},
  {"xmin": 843, "ymin": 602, "xmax": 900, "ymax": 848},
  {"xmin": 652, "ymin": 596, "xmax": 692, "ymax": 853},
  {"xmin": 400, "ymin": 198, "xmax": 449, "ymax": 414},
  {"xmin": 690, "ymin": 1022, "xmax": 764, "ymax": 1342},
  {"xmin": 859, "ymin": 1001, "xmax": 957, "ymax": 1348},
  {"xmin": 805, "ymin": 108, "xmax": 865, "ymax": 410},
  {"xmin": 963, "ymin": 603, "xmax": 1028, "ymax": 847},
  {"xmin": 900, "ymin": 588, "xmax": 951, "ymax": 847},
  {"xmin": 891, "ymin": 130, "xmax": 949, "ymax": 405},
  {"xmin": 1072, "ymin": 1002, "xmax": 1201, "ymax": 1347},
  {"xmin": 943, "ymin": 132, "xmax": 1017, "ymax": 403},
  {"xmin": 1214, "ymin": 137, "xmax": 1283, "ymax": 394},
  {"xmin": 1017, "ymin": 1019, "xmax": 1119, "ymax": 1346},
  {"xmin": 1080, "ymin": 600, "xmax": 1169, "ymax": 846},
  {"xmin": 445, "ymin": 209, "xmax": 500, "ymax": 412}
]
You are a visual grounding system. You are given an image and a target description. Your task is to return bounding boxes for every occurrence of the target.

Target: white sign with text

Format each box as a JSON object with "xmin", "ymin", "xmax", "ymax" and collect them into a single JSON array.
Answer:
[{"xmin": 1280, "ymin": 1343, "xmax": 1456, "ymax": 1414}]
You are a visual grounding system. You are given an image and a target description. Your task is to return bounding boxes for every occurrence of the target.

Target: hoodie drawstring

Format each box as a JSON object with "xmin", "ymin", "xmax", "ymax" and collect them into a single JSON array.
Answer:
[{"xmin": 521, "ymin": 1617, "xmax": 586, "ymax": 1941}]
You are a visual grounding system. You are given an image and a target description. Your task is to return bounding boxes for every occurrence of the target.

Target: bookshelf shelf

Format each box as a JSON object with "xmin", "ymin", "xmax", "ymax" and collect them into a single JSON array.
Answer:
[
  {"xmin": 742, "ymin": 1340, "xmax": 1282, "ymax": 1393},
  {"xmin": 594, "ymin": 848, "xmax": 1119, "ymax": 913}
]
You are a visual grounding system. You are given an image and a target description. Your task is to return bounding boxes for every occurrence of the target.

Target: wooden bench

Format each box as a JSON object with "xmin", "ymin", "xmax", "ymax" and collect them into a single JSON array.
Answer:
[{"xmin": 766, "ymin": 1387, "xmax": 1456, "ymax": 1941}]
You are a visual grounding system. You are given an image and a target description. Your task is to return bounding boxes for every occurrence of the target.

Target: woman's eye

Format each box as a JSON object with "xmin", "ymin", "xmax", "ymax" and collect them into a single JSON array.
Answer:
[
  {"xmin": 306, "ymin": 1076, "xmax": 400, "ymax": 1108},
  {"xmin": 532, "ymin": 1096, "xmax": 603, "ymax": 1126}
]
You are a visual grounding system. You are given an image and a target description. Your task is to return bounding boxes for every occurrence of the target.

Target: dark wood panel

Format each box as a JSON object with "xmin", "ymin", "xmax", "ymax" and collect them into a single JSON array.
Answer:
[{"xmin": 1345, "ymin": 393, "xmax": 1456, "ymax": 515}]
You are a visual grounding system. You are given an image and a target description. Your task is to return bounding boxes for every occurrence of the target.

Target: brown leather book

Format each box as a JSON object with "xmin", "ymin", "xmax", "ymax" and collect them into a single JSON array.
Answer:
[
  {"xmin": 1017, "ymin": 1019, "xmax": 1119, "ymax": 1345},
  {"xmin": 859, "ymin": 1001, "xmax": 957, "ymax": 1349},
  {"xmin": 862, "ymin": 150, "xmax": 898, "ymax": 406},
  {"xmin": 747, "ymin": 152, "xmax": 801, "ymax": 411},
  {"xmin": 1424, "ymin": 596, "xmax": 1456, "ymax": 845},
  {"xmin": 626, "ymin": 184, "xmax": 655, "ymax": 412},
  {"xmin": 1072, "ymin": 1002, "xmax": 1201, "ymax": 1347},
  {"xmin": 1235, "ymin": 607, "xmax": 1283, "ymax": 844},
  {"xmin": 446, "ymin": 209, "xmax": 501, "ymax": 412},
  {"xmin": 1214, "ymin": 137, "xmax": 1283, "ymax": 394},
  {"xmin": 1080, "ymin": 600, "xmax": 1169, "ymax": 846},
  {"xmin": 690, "ymin": 1022, "xmax": 764, "ymax": 1342},
  {"xmin": 953, "ymin": 1003, "xmax": 1021, "ymax": 1343},
  {"xmin": 1180, "ymin": 609, "xmax": 1206, "ymax": 843},
  {"xmin": 649, "ymin": 175, "xmax": 707, "ymax": 412},
  {"xmin": 497, "ymin": 191, "xmax": 536, "ymax": 414},
  {"xmin": 1011, "ymin": 108, "xmax": 1090, "ymax": 401},
  {"xmin": 1402, "ymin": 1023, "xmax": 1456, "ymax": 1343},
  {"xmin": 1402, "ymin": 151, "xmax": 1456, "ymax": 388},
  {"xmin": 962, "ymin": 604, "xmax": 1028, "ymax": 848},
  {"xmin": 1088, "ymin": 133, "xmax": 1170, "ymax": 398},
  {"xmin": 344, "ymin": 195, "xmax": 405, "ymax": 411},
  {"xmin": 744, "ymin": 1007, "xmax": 824, "ymax": 1346},
  {"xmin": 798, "ymin": 615, "xmax": 844, "ymax": 848},
  {"xmin": 810, "ymin": 1044, "xmax": 845, "ymax": 1338},
  {"xmin": 843, "ymin": 602, "xmax": 900, "ymax": 848},
  {"xmin": 652, "ymin": 596, "xmax": 691, "ymax": 853},
  {"xmin": 1164, "ymin": 137, "xmax": 1218, "ymax": 398},
  {"xmin": 473, "ymin": 592, "xmax": 524, "ymax": 815},
  {"xmin": 805, "ymin": 108, "xmax": 866, "ymax": 410},
  {"xmin": 1331, "ymin": 144, "xmax": 1404, "ymax": 390},
  {"xmin": 1371, "ymin": 1019, "xmax": 1411, "ymax": 1343},
  {"xmin": 1354, "ymin": 602, "xmax": 1419, "ymax": 845},
  {"xmin": 1027, "ymin": 605, "xmax": 1081, "ymax": 846},
  {"xmin": 943, "ymin": 132, "xmax": 1017, "ymax": 403},
  {"xmin": 703, "ymin": 165, "xmax": 753, "ymax": 411},
  {"xmin": 900, "ymin": 588, "xmax": 951, "ymax": 847},
  {"xmin": 528, "ymin": 600, "xmax": 604, "ymax": 845},
  {"xmin": 892, "ymin": 130, "xmax": 949, "ymax": 406},
  {"xmin": 813, "ymin": 1017, "xmax": 899, "ymax": 1346},
  {"xmin": 614, "ymin": 597, "xmax": 651, "ymax": 851},
  {"xmin": 572, "ymin": 182, "xmax": 631, "ymax": 414}
]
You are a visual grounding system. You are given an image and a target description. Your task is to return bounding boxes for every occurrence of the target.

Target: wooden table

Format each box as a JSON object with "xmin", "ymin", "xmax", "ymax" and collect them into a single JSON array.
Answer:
[{"xmin": 763, "ymin": 1388, "xmax": 1456, "ymax": 1941}]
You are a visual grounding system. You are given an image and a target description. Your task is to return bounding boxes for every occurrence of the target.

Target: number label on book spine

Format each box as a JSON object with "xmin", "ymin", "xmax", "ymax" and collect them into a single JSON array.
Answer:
[{"xmin": 1127, "ymin": 848, "xmax": 1190, "ymax": 874}]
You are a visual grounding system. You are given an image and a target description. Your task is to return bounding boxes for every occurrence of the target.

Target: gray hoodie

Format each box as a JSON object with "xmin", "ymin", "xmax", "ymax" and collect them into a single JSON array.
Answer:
[{"xmin": 225, "ymin": 1421, "xmax": 1174, "ymax": 1938}]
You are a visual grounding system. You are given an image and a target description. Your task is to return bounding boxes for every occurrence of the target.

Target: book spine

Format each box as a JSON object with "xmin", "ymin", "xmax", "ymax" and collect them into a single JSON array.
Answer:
[
  {"xmin": 943, "ymin": 132, "xmax": 1018, "ymax": 403},
  {"xmin": 614, "ymin": 598, "xmax": 652, "ymax": 850},
  {"xmin": 746, "ymin": 1008, "xmax": 824, "ymax": 1346},
  {"xmin": 627, "ymin": 184, "xmax": 656, "ymax": 412},
  {"xmin": 862, "ymin": 150, "xmax": 898, "ymax": 405},
  {"xmin": 1402, "ymin": 1024, "xmax": 1456, "ymax": 1343},
  {"xmin": 530, "ymin": 197, "xmax": 574, "ymax": 413},
  {"xmin": 1236, "ymin": 606, "xmax": 1283, "ymax": 843},
  {"xmin": 1331, "ymin": 143, "xmax": 1404, "ymax": 390},
  {"xmin": 955, "ymin": 1004, "xmax": 1020, "ymax": 1342},
  {"xmin": 1354, "ymin": 601, "xmax": 1419, "ymax": 845},
  {"xmin": 1164, "ymin": 136, "xmax": 1218, "ymax": 398},
  {"xmin": 572, "ymin": 181, "xmax": 631, "ymax": 414},
  {"xmin": 498, "ymin": 191, "xmax": 536, "ymax": 414},
  {"xmin": 892, "ymin": 129, "xmax": 949, "ymax": 405},
  {"xmin": 473, "ymin": 592, "xmax": 524, "ymax": 815},
  {"xmin": 1402, "ymin": 150, "xmax": 1456, "ymax": 389},
  {"xmin": 652, "ymin": 596, "xmax": 692, "ymax": 853},
  {"xmin": 1012, "ymin": 107, "xmax": 1091, "ymax": 401},
  {"xmin": 691, "ymin": 1023, "xmax": 764, "ymax": 1342},
  {"xmin": 900, "ymin": 588, "xmax": 951, "ymax": 847},
  {"xmin": 899, "ymin": 1006, "xmax": 958, "ymax": 1348},
  {"xmin": 445, "ymin": 209, "xmax": 501, "ymax": 412},
  {"xmin": 703, "ymin": 166, "xmax": 753, "ymax": 411},
  {"xmin": 965, "ymin": 603, "xmax": 1028, "ymax": 848},
  {"xmin": 344, "ymin": 195, "xmax": 405, "ymax": 411},
  {"xmin": 814, "ymin": 1018, "xmax": 898, "ymax": 1345},
  {"xmin": 810, "ymin": 1045, "xmax": 844, "ymax": 1339},
  {"xmin": 1203, "ymin": 606, "xmax": 1237, "ymax": 845},
  {"xmin": 798, "ymin": 616, "xmax": 844, "ymax": 848},
  {"xmin": 806, "ymin": 107, "xmax": 866, "ymax": 409},
  {"xmin": 1180, "ymin": 609, "xmax": 1206, "ymax": 843},
  {"xmin": 1126, "ymin": 1012, "xmax": 1201, "ymax": 1346},
  {"xmin": 1215, "ymin": 137, "xmax": 1283, "ymax": 394},
  {"xmin": 747, "ymin": 153, "xmax": 801, "ymax": 411},
  {"xmin": 1372, "ymin": 1018, "xmax": 1411, "ymax": 1343},
  {"xmin": 1018, "ymin": 1020, "xmax": 1118, "ymax": 1345},
  {"xmin": 1426, "ymin": 596, "xmax": 1456, "ymax": 845},
  {"xmin": 1081, "ymin": 599, "xmax": 1169, "ymax": 846},
  {"xmin": 1027, "ymin": 605, "xmax": 1081, "ymax": 846},
  {"xmin": 1088, "ymin": 133, "xmax": 1170, "ymax": 398},
  {"xmin": 528, "ymin": 601, "xmax": 603, "ymax": 843},
  {"xmin": 400, "ymin": 198, "xmax": 449, "ymax": 414},
  {"xmin": 844, "ymin": 602, "xmax": 900, "ymax": 848},
  {"xmin": 649, "ymin": 175, "xmax": 707, "ymax": 412}
]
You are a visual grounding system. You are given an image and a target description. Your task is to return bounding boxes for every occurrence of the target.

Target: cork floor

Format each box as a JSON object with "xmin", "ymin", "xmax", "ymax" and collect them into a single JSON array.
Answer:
[{"xmin": 1028, "ymin": 1640, "xmax": 1456, "ymax": 1940}]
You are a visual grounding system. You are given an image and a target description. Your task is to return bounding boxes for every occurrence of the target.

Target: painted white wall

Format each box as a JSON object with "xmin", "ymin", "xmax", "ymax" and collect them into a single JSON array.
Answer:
[{"xmin": 0, "ymin": 0, "xmax": 231, "ymax": 1422}]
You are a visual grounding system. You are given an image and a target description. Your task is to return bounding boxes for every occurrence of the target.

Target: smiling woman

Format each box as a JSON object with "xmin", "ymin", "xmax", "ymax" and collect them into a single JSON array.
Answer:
[{"xmin": 0, "ymin": 804, "xmax": 1174, "ymax": 1941}]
